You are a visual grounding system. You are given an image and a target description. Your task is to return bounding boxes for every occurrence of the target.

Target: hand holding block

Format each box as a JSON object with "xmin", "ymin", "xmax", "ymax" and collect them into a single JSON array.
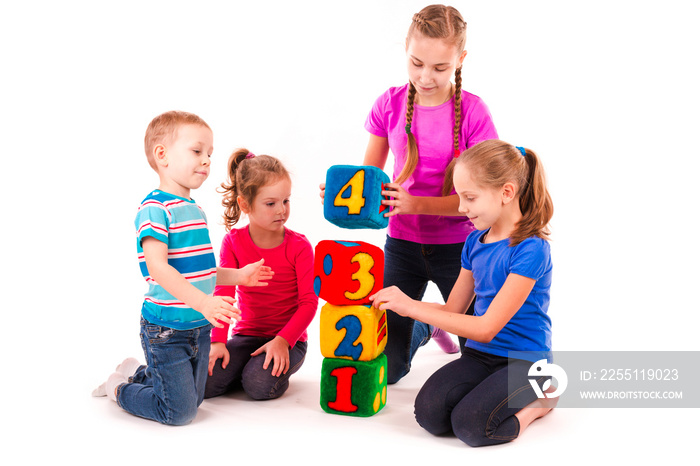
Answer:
[
  {"xmin": 313, "ymin": 240, "xmax": 384, "ymax": 306},
  {"xmin": 324, "ymin": 165, "xmax": 390, "ymax": 229},
  {"xmin": 319, "ymin": 303, "xmax": 388, "ymax": 361},
  {"xmin": 320, "ymin": 354, "xmax": 388, "ymax": 417}
]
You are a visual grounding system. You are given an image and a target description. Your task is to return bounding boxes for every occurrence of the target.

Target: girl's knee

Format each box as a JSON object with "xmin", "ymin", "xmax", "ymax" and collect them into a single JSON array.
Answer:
[
  {"xmin": 450, "ymin": 403, "xmax": 518, "ymax": 447},
  {"xmin": 414, "ymin": 390, "xmax": 452, "ymax": 435},
  {"xmin": 242, "ymin": 377, "xmax": 288, "ymax": 400}
]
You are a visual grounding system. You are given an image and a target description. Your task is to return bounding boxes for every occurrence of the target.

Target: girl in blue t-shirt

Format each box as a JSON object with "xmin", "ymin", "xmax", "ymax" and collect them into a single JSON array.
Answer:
[{"xmin": 370, "ymin": 139, "xmax": 555, "ymax": 447}]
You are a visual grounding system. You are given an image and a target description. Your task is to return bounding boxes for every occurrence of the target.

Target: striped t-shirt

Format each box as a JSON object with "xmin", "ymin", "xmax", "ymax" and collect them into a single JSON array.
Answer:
[{"xmin": 135, "ymin": 190, "xmax": 217, "ymax": 329}]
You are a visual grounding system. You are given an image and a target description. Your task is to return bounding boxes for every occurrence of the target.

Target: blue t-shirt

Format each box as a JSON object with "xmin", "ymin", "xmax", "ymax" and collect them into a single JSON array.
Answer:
[
  {"xmin": 461, "ymin": 230, "xmax": 552, "ymax": 362},
  {"xmin": 134, "ymin": 190, "xmax": 217, "ymax": 330}
]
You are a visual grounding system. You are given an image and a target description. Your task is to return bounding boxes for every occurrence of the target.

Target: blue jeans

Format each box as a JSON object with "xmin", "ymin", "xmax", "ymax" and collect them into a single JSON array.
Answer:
[
  {"xmin": 116, "ymin": 317, "xmax": 212, "ymax": 426},
  {"xmin": 205, "ymin": 335, "xmax": 307, "ymax": 400},
  {"xmin": 414, "ymin": 348, "xmax": 546, "ymax": 447},
  {"xmin": 383, "ymin": 236, "xmax": 465, "ymax": 384}
]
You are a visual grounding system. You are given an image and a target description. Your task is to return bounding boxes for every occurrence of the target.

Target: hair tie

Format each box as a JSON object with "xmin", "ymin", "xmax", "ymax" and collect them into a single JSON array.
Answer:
[
  {"xmin": 515, "ymin": 146, "xmax": 526, "ymax": 157},
  {"xmin": 405, "ymin": 123, "xmax": 411, "ymax": 135},
  {"xmin": 245, "ymin": 152, "xmax": 255, "ymax": 159},
  {"xmin": 453, "ymin": 149, "xmax": 461, "ymax": 158}
]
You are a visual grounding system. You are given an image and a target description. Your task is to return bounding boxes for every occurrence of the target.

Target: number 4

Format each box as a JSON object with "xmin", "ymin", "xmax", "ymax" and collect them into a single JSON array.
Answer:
[{"xmin": 334, "ymin": 170, "xmax": 366, "ymax": 214}]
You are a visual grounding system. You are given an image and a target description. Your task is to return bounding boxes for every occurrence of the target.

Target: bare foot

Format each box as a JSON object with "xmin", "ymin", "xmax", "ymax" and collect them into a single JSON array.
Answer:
[{"xmin": 515, "ymin": 386, "xmax": 558, "ymax": 432}]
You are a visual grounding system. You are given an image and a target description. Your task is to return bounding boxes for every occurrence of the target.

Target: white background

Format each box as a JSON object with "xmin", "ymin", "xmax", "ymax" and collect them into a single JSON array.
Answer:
[{"xmin": 2, "ymin": 0, "xmax": 698, "ymax": 463}]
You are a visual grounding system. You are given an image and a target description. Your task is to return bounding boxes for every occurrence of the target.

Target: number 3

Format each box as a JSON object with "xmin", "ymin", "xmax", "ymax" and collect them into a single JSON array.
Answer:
[{"xmin": 344, "ymin": 252, "xmax": 375, "ymax": 301}]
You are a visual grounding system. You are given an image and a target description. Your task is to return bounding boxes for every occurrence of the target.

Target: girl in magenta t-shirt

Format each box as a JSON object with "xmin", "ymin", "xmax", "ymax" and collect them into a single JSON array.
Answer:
[
  {"xmin": 205, "ymin": 149, "xmax": 318, "ymax": 400},
  {"xmin": 323, "ymin": 4, "xmax": 498, "ymax": 383}
]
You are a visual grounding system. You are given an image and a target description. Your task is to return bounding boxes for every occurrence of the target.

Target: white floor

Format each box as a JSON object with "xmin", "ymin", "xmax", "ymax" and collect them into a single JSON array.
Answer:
[
  {"xmin": 3, "ymin": 2, "xmax": 698, "ymax": 463},
  {"xmin": 13, "ymin": 331, "xmax": 689, "ymax": 465}
]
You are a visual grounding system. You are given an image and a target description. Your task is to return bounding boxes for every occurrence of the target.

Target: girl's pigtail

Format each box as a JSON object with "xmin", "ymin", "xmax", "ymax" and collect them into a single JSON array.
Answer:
[
  {"xmin": 441, "ymin": 65, "xmax": 463, "ymax": 196},
  {"xmin": 442, "ymin": 158, "xmax": 457, "ymax": 197},
  {"xmin": 453, "ymin": 66, "xmax": 463, "ymax": 156},
  {"xmin": 395, "ymin": 83, "xmax": 419, "ymax": 185},
  {"xmin": 219, "ymin": 148, "xmax": 250, "ymax": 231},
  {"xmin": 512, "ymin": 148, "xmax": 554, "ymax": 245}
]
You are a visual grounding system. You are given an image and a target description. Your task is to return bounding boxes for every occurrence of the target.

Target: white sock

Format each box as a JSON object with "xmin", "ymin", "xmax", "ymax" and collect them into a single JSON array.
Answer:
[
  {"xmin": 115, "ymin": 357, "xmax": 141, "ymax": 378},
  {"xmin": 105, "ymin": 372, "xmax": 128, "ymax": 402},
  {"xmin": 91, "ymin": 358, "xmax": 140, "ymax": 398}
]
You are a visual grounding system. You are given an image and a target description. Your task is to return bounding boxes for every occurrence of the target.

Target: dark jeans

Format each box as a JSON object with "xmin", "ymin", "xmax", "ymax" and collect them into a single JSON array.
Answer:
[
  {"xmin": 204, "ymin": 335, "xmax": 307, "ymax": 400},
  {"xmin": 414, "ymin": 348, "xmax": 546, "ymax": 447},
  {"xmin": 383, "ymin": 236, "xmax": 466, "ymax": 384}
]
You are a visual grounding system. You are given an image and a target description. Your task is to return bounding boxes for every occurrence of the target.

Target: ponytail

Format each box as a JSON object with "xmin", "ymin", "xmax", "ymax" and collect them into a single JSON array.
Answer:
[
  {"xmin": 219, "ymin": 148, "xmax": 291, "ymax": 232},
  {"xmin": 514, "ymin": 147, "xmax": 553, "ymax": 245},
  {"xmin": 444, "ymin": 139, "xmax": 553, "ymax": 246},
  {"xmin": 220, "ymin": 148, "xmax": 250, "ymax": 231}
]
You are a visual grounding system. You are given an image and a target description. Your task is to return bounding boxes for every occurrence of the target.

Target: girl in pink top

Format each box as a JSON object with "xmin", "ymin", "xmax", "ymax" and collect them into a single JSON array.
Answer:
[
  {"xmin": 323, "ymin": 5, "xmax": 498, "ymax": 384},
  {"xmin": 205, "ymin": 149, "xmax": 318, "ymax": 400}
]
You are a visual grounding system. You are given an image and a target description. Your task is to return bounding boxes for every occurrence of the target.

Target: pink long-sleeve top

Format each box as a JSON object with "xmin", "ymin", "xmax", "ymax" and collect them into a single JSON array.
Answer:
[{"xmin": 211, "ymin": 226, "xmax": 318, "ymax": 347}]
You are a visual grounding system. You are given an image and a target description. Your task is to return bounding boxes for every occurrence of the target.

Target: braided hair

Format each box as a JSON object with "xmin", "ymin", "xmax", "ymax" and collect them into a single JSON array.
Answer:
[{"xmin": 395, "ymin": 4, "xmax": 467, "ymax": 185}]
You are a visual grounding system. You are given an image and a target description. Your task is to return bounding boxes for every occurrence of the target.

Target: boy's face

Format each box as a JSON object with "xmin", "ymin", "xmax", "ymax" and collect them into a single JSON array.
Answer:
[{"xmin": 155, "ymin": 124, "xmax": 213, "ymax": 199}]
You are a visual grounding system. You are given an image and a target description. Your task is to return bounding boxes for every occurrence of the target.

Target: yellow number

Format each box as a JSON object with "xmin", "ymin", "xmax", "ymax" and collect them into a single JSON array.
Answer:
[
  {"xmin": 334, "ymin": 170, "xmax": 366, "ymax": 215},
  {"xmin": 344, "ymin": 252, "xmax": 375, "ymax": 300}
]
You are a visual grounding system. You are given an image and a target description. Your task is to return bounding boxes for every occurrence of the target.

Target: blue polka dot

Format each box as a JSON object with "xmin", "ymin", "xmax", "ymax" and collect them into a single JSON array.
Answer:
[
  {"xmin": 314, "ymin": 276, "xmax": 321, "ymax": 296},
  {"xmin": 323, "ymin": 254, "xmax": 333, "ymax": 276}
]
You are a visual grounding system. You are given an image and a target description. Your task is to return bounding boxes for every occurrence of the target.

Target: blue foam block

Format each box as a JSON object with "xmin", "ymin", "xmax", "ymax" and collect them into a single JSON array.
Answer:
[{"xmin": 324, "ymin": 165, "xmax": 390, "ymax": 229}]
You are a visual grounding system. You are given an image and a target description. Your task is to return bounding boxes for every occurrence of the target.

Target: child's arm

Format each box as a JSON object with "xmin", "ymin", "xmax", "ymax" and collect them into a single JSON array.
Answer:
[
  {"xmin": 252, "ymin": 236, "xmax": 318, "ymax": 377},
  {"xmin": 216, "ymin": 258, "xmax": 273, "ymax": 287},
  {"xmin": 142, "ymin": 237, "xmax": 240, "ymax": 328},
  {"xmin": 381, "ymin": 184, "xmax": 461, "ymax": 217},
  {"xmin": 363, "ymin": 134, "xmax": 390, "ymax": 169},
  {"xmin": 363, "ymin": 133, "xmax": 461, "ymax": 217},
  {"xmin": 275, "ymin": 237, "xmax": 318, "ymax": 349},
  {"xmin": 370, "ymin": 270, "xmax": 535, "ymax": 343}
]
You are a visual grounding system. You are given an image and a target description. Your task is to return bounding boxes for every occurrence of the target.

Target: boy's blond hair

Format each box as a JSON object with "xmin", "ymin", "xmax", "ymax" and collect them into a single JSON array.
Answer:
[{"xmin": 144, "ymin": 111, "xmax": 211, "ymax": 170}]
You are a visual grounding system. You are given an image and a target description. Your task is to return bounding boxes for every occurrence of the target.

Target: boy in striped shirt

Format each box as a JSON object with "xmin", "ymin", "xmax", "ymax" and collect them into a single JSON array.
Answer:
[{"xmin": 93, "ymin": 111, "xmax": 272, "ymax": 425}]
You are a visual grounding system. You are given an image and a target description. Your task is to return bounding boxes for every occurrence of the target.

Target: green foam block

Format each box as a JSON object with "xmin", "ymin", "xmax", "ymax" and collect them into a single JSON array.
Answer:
[{"xmin": 320, "ymin": 353, "xmax": 387, "ymax": 417}]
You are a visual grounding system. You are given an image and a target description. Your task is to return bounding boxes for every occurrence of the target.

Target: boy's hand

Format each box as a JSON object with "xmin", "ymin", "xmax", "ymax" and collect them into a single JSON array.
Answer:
[
  {"xmin": 238, "ymin": 258, "xmax": 274, "ymax": 287},
  {"xmin": 251, "ymin": 336, "xmax": 290, "ymax": 377},
  {"xmin": 208, "ymin": 342, "xmax": 230, "ymax": 376},
  {"xmin": 200, "ymin": 295, "xmax": 241, "ymax": 328}
]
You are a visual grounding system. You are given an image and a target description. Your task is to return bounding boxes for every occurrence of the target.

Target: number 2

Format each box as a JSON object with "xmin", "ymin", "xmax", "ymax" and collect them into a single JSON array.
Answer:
[{"xmin": 334, "ymin": 315, "xmax": 363, "ymax": 360}]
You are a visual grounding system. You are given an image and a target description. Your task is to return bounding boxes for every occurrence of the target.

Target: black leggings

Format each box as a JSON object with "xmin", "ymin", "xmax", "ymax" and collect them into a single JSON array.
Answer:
[{"xmin": 414, "ymin": 347, "xmax": 547, "ymax": 447}]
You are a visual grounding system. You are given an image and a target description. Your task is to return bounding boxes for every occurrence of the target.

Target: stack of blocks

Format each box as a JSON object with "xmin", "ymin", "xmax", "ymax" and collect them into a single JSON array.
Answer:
[{"xmin": 316, "ymin": 165, "xmax": 390, "ymax": 417}]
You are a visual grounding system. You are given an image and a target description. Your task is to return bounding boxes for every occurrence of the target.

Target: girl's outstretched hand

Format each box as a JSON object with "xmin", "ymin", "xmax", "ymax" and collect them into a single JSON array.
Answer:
[
  {"xmin": 239, "ymin": 258, "xmax": 274, "ymax": 287},
  {"xmin": 208, "ymin": 342, "xmax": 230, "ymax": 376},
  {"xmin": 251, "ymin": 336, "xmax": 290, "ymax": 377},
  {"xmin": 370, "ymin": 286, "xmax": 414, "ymax": 317},
  {"xmin": 381, "ymin": 183, "xmax": 417, "ymax": 217}
]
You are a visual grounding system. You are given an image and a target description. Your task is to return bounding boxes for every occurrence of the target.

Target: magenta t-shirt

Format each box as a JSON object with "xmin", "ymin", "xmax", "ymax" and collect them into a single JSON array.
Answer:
[{"xmin": 364, "ymin": 84, "xmax": 498, "ymax": 244}]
